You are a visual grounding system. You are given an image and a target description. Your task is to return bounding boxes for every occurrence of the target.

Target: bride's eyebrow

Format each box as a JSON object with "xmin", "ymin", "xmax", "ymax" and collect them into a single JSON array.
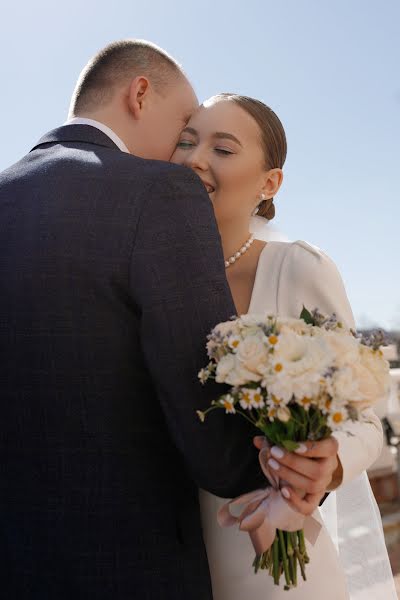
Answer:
[
  {"xmin": 180, "ymin": 128, "xmax": 242, "ymax": 147},
  {"xmin": 181, "ymin": 127, "xmax": 198, "ymax": 137},
  {"xmin": 213, "ymin": 132, "xmax": 242, "ymax": 147}
]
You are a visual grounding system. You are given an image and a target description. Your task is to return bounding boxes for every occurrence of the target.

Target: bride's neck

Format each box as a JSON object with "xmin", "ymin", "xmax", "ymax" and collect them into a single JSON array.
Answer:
[{"xmin": 218, "ymin": 220, "xmax": 252, "ymax": 262}]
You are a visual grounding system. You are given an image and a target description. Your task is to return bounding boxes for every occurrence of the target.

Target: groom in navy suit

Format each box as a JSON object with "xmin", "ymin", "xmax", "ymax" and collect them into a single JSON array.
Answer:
[
  {"xmin": 0, "ymin": 39, "xmax": 267, "ymax": 600},
  {"xmin": 0, "ymin": 40, "xmax": 340, "ymax": 599}
]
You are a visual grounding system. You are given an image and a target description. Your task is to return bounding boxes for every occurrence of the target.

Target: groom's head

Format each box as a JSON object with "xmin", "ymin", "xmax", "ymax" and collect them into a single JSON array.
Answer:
[{"xmin": 69, "ymin": 40, "xmax": 198, "ymax": 160}]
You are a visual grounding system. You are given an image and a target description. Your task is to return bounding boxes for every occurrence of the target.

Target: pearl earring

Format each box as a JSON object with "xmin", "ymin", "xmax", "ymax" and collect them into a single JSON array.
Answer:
[{"xmin": 252, "ymin": 193, "xmax": 266, "ymax": 216}]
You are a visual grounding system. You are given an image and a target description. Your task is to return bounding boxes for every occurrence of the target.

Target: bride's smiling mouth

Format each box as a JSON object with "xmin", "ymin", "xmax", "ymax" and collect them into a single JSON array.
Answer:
[{"xmin": 200, "ymin": 180, "xmax": 215, "ymax": 195}]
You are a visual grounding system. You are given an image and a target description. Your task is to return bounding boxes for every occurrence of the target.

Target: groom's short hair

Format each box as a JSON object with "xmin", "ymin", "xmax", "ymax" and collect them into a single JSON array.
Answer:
[{"xmin": 70, "ymin": 39, "xmax": 184, "ymax": 115}]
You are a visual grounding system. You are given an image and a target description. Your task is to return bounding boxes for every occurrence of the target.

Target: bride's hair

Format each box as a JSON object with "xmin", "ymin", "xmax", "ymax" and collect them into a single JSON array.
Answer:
[{"xmin": 207, "ymin": 93, "xmax": 287, "ymax": 221}]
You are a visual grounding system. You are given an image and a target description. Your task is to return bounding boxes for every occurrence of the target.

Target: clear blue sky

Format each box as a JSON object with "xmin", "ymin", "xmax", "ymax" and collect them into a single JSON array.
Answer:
[{"xmin": 1, "ymin": 0, "xmax": 399, "ymax": 329}]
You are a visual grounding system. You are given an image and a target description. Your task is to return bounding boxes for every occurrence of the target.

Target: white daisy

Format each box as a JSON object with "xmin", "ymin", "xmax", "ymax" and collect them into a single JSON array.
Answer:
[
  {"xmin": 239, "ymin": 389, "xmax": 254, "ymax": 410},
  {"xmin": 220, "ymin": 395, "xmax": 236, "ymax": 414},
  {"xmin": 328, "ymin": 406, "xmax": 348, "ymax": 430},
  {"xmin": 228, "ymin": 335, "xmax": 242, "ymax": 352},
  {"xmin": 251, "ymin": 388, "xmax": 265, "ymax": 409},
  {"xmin": 198, "ymin": 368, "xmax": 210, "ymax": 385}
]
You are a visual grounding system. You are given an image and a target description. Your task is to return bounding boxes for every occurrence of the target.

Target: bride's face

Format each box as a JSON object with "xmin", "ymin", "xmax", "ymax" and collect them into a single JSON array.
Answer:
[{"xmin": 170, "ymin": 100, "xmax": 277, "ymax": 225}]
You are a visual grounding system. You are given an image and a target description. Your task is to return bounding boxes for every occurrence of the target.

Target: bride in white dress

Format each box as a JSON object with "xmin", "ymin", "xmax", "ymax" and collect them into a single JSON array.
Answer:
[{"xmin": 171, "ymin": 93, "xmax": 396, "ymax": 600}]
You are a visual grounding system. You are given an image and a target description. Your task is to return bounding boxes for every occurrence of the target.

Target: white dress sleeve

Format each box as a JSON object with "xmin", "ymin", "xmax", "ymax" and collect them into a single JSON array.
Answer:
[
  {"xmin": 278, "ymin": 241, "xmax": 383, "ymax": 487},
  {"xmin": 277, "ymin": 240, "xmax": 356, "ymax": 330},
  {"xmin": 276, "ymin": 240, "xmax": 396, "ymax": 599}
]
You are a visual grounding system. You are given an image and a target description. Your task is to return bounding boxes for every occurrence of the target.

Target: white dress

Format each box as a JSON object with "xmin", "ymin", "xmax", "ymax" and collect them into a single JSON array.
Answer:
[{"xmin": 200, "ymin": 240, "xmax": 396, "ymax": 600}]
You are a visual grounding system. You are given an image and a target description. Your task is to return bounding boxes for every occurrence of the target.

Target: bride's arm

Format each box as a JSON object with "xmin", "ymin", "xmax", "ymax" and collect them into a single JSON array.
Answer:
[{"xmin": 281, "ymin": 241, "xmax": 383, "ymax": 489}]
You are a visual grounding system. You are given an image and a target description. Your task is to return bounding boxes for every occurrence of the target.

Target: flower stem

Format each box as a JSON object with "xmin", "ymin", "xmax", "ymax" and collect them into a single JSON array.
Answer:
[
  {"xmin": 235, "ymin": 409, "xmax": 258, "ymax": 426},
  {"xmin": 287, "ymin": 531, "xmax": 295, "ymax": 584},
  {"xmin": 272, "ymin": 536, "xmax": 280, "ymax": 585},
  {"xmin": 278, "ymin": 529, "xmax": 291, "ymax": 587},
  {"xmin": 298, "ymin": 529, "xmax": 309, "ymax": 563},
  {"xmin": 294, "ymin": 547, "xmax": 307, "ymax": 581}
]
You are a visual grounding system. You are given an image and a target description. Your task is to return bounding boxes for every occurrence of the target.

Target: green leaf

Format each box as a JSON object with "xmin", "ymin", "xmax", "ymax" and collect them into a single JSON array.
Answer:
[
  {"xmin": 300, "ymin": 306, "xmax": 314, "ymax": 325},
  {"xmin": 281, "ymin": 440, "xmax": 300, "ymax": 452}
]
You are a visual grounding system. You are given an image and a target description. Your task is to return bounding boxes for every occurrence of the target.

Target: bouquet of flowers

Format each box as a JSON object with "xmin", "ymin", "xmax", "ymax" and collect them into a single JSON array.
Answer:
[{"xmin": 197, "ymin": 307, "xmax": 390, "ymax": 590}]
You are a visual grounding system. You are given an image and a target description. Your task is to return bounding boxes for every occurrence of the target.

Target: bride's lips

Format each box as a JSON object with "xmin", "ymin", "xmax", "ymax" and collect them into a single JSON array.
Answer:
[{"xmin": 200, "ymin": 179, "xmax": 215, "ymax": 194}]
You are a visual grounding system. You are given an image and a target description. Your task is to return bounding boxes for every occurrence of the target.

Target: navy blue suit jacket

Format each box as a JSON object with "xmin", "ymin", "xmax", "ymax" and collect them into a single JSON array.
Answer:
[{"xmin": 0, "ymin": 125, "xmax": 263, "ymax": 599}]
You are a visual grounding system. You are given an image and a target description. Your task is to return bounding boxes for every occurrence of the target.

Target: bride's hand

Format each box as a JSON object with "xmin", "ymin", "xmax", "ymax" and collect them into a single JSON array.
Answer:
[{"xmin": 253, "ymin": 436, "xmax": 343, "ymax": 516}]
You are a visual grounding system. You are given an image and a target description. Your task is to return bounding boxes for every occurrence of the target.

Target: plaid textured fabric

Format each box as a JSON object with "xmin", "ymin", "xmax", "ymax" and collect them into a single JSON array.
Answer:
[{"xmin": 0, "ymin": 125, "xmax": 263, "ymax": 599}]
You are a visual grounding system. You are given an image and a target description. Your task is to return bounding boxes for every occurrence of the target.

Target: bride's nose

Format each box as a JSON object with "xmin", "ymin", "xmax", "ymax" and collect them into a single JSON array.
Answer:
[{"xmin": 183, "ymin": 146, "xmax": 208, "ymax": 171}]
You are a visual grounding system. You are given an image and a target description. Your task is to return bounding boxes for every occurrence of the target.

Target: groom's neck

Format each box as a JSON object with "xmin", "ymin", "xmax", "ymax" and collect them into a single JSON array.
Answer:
[{"xmin": 70, "ymin": 107, "xmax": 134, "ymax": 154}]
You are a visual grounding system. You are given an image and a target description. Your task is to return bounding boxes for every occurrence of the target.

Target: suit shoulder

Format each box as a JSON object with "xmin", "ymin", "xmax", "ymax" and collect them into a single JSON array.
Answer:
[{"xmin": 113, "ymin": 153, "xmax": 201, "ymax": 187}]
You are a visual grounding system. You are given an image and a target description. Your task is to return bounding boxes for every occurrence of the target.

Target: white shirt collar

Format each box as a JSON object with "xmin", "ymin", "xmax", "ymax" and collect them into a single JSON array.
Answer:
[{"xmin": 66, "ymin": 117, "xmax": 130, "ymax": 154}]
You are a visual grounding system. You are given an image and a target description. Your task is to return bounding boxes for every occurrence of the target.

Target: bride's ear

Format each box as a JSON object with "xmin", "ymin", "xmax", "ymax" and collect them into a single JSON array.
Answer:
[
  {"xmin": 261, "ymin": 168, "xmax": 284, "ymax": 199},
  {"xmin": 127, "ymin": 76, "xmax": 150, "ymax": 119}
]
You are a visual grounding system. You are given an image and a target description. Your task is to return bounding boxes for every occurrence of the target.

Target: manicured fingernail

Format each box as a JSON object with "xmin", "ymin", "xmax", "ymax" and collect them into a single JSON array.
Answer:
[
  {"xmin": 281, "ymin": 488, "xmax": 290, "ymax": 499},
  {"xmin": 295, "ymin": 444, "xmax": 307, "ymax": 454},
  {"xmin": 271, "ymin": 446, "xmax": 285, "ymax": 459},
  {"xmin": 268, "ymin": 458, "xmax": 280, "ymax": 471}
]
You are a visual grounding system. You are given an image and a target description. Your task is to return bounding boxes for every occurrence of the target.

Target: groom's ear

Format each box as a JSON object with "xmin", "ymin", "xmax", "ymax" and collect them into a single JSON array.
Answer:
[{"xmin": 127, "ymin": 76, "xmax": 151, "ymax": 119}]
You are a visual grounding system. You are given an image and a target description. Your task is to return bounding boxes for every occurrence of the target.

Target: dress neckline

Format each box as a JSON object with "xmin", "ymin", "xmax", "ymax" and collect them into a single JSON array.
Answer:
[{"xmin": 246, "ymin": 242, "xmax": 275, "ymax": 315}]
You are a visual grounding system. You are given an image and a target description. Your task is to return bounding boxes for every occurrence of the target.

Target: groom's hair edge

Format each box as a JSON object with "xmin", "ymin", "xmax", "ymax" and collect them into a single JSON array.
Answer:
[{"xmin": 69, "ymin": 39, "xmax": 185, "ymax": 116}]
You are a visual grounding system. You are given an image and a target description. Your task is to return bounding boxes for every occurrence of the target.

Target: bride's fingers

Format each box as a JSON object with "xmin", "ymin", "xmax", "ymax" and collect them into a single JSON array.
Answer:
[
  {"xmin": 262, "ymin": 446, "xmax": 337, "ymax": 488},
  {"xmin": 281, "ymin": 487, "xmax": 322, "ymax": 517},
  {"xmin": 293, "ymin": 437, "xmax": 339, "ymax": 459},
  {"xmin": 267, "ymin": 447, "xmax": 337, "ymax": 483},
  {"xmin": 253, "ymin": 436, "xmax": 268, "ymax": 450},
  {"xmin": 271, "ymin": 464, "xmax": 325, "ymax": 494}
]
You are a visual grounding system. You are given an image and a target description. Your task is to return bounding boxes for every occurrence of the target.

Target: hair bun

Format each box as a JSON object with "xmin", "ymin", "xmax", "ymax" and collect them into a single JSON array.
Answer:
[{"xmin": 258, "ymin": 198, "xmax": 275, "ymax": 221}]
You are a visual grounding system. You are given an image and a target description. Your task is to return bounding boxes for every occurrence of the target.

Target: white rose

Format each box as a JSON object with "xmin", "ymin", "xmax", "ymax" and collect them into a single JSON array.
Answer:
[
  {"xmin": 239, "ymin": 314, "xmax": 264, "ymax": 328},
  {"xmin": 327, "ymin": 366, "xmax": 362, "ymax": 404},
  {"xmin": 215, "ymin": 353, "xmax": 261, "ymax": 386},
  {"xmin": 236, "ymin": 334, "xmax": 270, "ymax": 376},
  {"xmin": 291, "ymin": 371, "xmax": 325, "ymax": 400},
  {"xmin": 348, "ymin": 346, "xmax": 391, "ymax": 409},
  {"xmin": 262, "ymin": 331, "xmax": 333, "ymax": 403},
  {"xmin": 272, "ymin": 331, "xmax": 333, "ymax": 378},
  {"xmin": 225, "ymin": 362, "xmax": 262, "ymax": 386},
  {"xmin": 264, "ymin": 377, "xmax": 295, "ymax": 403},
  {"xmin": 265, "ymin": 371, "xmax": 322, "ymax": 404},
  {"xmin": 321, "ymin": 330, "xmax": 360, "ymax": 368},
  {"xmin": 215, "ymin": 354, "xmax": 237, "ymax": 384},
  {"xmin": 275, "ymin": 317, "xmax": 313, "ymax": 336}
]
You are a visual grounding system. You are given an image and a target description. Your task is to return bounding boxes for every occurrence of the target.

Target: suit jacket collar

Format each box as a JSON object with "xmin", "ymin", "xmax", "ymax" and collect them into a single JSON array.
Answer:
[{"xmin": 30, "ymin": 124, "xmax": 121, "ymax": 152}]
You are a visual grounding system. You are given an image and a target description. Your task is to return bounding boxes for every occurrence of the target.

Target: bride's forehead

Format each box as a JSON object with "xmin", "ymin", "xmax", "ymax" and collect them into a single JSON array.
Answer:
[
  {"xmin": 193, "ymin": 101, "xmax": 240, "ymax": 122},
  {"xmin": 188, "ymin": 102, "xmax": 258, "ymax": 136}
]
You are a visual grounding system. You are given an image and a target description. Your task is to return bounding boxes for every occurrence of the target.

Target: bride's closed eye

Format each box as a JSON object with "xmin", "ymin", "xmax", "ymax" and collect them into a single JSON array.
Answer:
[
  {"xmin": 176, "ymin": 140, "xmax": 234, "ymax": 156},
  {"xmin": 176, "ymin": 140, "xmax": 195, "ymax": 149},
  {"xmin": 214, "ymin": 147, "xmax": 234, "ymax": 156}
]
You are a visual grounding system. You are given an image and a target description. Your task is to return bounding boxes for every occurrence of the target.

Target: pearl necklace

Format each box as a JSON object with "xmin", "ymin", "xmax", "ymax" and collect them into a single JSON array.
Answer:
[{"xmin": 224, "ymin": 234, "xmax": 255, "ymax": 269}]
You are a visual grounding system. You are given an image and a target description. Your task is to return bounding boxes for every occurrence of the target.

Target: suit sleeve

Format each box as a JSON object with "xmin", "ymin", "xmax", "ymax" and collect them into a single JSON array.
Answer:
[
  {"xmin": 129, "ymin": 165, "xmax": 264, "ymax": 498},
  {"xmin": 282, "ymin": 241, "xmax": 383, "ymax": 488}
]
